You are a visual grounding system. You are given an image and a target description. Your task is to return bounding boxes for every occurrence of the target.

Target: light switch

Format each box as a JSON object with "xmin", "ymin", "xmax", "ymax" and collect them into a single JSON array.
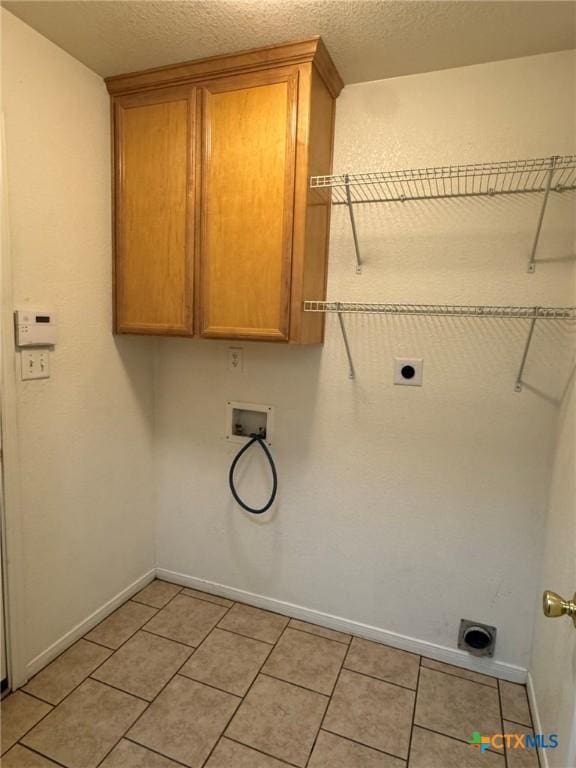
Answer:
[{"xmin": 21, "ymin": 349, "xmax": 50, "ymax": 380}]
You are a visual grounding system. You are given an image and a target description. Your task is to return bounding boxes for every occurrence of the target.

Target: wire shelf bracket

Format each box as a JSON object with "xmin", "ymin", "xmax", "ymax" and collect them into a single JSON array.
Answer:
[
  {"xmin": 344, "ymin": 174, "xmax": 362, "ymax": 274},
  {"xmin": 311, "ymin": 154, "xmax": 576, "ymax": 274},
  {"xmin": 304, "ymin": 301, "xmax": 576, "ymax": 391},
  {"xmin": 337, "ymin": 308, "xmax": 356, "ymax": 379},
  {"xmin": 514, "ymin": 314, "xmax": 538, "ymax": 392},
  {"xmin": 527, "ymin": 156, "xmax": 556, "ymax": 273}
]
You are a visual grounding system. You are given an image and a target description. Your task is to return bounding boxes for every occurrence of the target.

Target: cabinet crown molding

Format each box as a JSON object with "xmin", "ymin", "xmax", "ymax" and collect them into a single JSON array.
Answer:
[{"xmin": 105, "ymin": 36, "xmax": 344, "ymax": 98}]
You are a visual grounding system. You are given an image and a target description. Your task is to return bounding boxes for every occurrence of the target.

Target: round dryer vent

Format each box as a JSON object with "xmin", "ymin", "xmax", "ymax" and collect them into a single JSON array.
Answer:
[{"xmin": 458, "ymin": 619, "xmax": 497, "ymax": 657}]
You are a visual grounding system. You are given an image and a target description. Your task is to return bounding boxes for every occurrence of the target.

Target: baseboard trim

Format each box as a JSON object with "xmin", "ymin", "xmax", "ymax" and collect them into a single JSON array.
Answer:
[
  {"xmin": 25, "ymin": 570, "xmax": 155, "ymax": 681},
  {"xmin": 526, "ymin": 672, "xmax": 548, "ymax": 768},
  {"xmin": 156, "ymin": 568, "xmax": 527, "ymax": 684}
]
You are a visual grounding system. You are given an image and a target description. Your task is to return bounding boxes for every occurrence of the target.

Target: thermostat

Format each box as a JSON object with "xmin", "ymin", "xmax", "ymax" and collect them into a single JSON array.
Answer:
[{"xmin": 15, "ymin": 310, "xmax": 57, "ymax": 347}]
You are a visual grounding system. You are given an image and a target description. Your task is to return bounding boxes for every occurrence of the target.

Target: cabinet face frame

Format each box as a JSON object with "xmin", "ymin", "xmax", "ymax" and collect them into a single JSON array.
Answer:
[
  {"xmin": 197, "ymin": 67, "xmax": 299, "ymax": 342},
  {"xmin": 113, "ymin": 86, "xmax": 196, "ymax": 335}
]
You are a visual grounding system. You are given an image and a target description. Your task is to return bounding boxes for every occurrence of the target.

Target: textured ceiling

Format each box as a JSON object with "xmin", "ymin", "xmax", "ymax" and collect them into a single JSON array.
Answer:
[{"xmin": 3, "ymin": 0, "xmax": 576, "ymax": 84}]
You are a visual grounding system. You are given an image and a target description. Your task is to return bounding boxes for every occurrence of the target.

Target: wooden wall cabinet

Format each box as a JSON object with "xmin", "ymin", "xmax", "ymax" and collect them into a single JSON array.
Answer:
[{"xmin": 106, "ymin": 38, "xmax": 343, "ymax": 343}]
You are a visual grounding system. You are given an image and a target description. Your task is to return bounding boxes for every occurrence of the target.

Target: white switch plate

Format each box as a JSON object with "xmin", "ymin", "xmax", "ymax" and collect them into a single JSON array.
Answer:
[
  {"xmin": 228, "ymin": 347, "xmax": 243, "ymax": 372},
  {"xmin": 21, "ymin": 349, "xmax": 50, "ymax": 380},
  {"xmin": 394, "ymin": 358, "xmax": 423, "ymax": 386}
]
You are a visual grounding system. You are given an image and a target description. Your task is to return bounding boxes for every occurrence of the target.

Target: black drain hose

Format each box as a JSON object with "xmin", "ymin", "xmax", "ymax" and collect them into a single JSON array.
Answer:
[{"xmin": 229, "ymin": 434, "xmax": 278, "ymax": 514}]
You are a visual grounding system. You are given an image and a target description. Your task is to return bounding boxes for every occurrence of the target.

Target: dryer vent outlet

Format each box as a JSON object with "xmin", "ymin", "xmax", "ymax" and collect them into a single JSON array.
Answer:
[{"xmin": 458, "ymin": 619, "xmax": 497, "ymax": 657}]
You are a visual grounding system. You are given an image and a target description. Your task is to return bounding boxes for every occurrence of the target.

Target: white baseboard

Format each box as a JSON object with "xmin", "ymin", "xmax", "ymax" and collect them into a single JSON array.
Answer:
[
  {"xmin": 156, "ymin": 568, "xmax": 527, "ymax": 684},
  {"xmin": 526, "ymin": 672, "xmax": 548, "ymax": 768},
  {"xmin": 25, "ymin": 570, "xmax": 155, "ymax": 680}
]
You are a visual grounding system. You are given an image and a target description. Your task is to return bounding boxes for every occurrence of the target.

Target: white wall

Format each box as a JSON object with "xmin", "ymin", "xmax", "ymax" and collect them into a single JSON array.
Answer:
[
  {"xmin": 529, "ymin": 302, "xmax": 575, "ymax": 765},
  {"xmin": 1, "ymin": 10, "xmax": 156, "ymax": 680},
  {"xmin": 155, "ymin": 50, "xmax": 576, "ymax": 676}
]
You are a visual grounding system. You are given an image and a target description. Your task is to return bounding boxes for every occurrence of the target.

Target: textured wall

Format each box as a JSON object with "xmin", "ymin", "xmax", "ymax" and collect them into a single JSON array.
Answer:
[
  {"xmin": 155, "ymin": 50, "xmax": 576, "ymax": 673},
  {"xmin": 529, "ymin": 323, "xmax": 575, "ymax": 766},
  {"xmin": 2, "ymin": 10, "xmax": 156, "ymax": 672}
]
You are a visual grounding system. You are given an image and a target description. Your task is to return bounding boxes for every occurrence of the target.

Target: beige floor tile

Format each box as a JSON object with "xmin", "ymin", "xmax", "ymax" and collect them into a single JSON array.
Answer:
[
  {"xmin": 179, "ymin": 628, "xmax": 270, "ymax": 696},
  {"xmin": 1, "ymin": 744, "xmax": 62, "ymax": 767},
  {"xmin": 499, "ymin": 681, "xmax": 532, "ymax": 726},
  {"xmin": 414, "ymin": 668, "xmax": 502, "ymax": 748},
  {"xmin": 85, "ymin": 601, "xmax": 157, "ymax": 649},
  {"xmin": 23, "ymin": 640, "xmax": 111, "ymax": 704},
  {"xmin": 205, "ymin": 738, "xmax": 288, "ymax": 767},
  {"xmin": 22, "ymin": 679, "xmax": 146, "ymax": 768},
  {"xmin": 308, "ymin": 730, "xmax": 405, "ymax": 767},
  {"xmin": 344, "ymin": 637, "xmax": 420, "ymax": 690},
  {"xmin": 288, "ymin": 619, "xmax": 351, "ymax": 645},
  {"xmin": 128, "ymin": 675, "xmax": 239, "ymax": 768},
  {"xmin": 324, "ymin": 669, "xmax": 414, "ymax": 759},
  {"xmin": 225, "ymin": 675, "xmax": 328, "ymax": 767},
  {"xmin": 144, "ymin": 595, "xmax": 227, "ymax": 647},
  {"xmin": 100, "ymin": 739, "xmax": 184, "ymax": 767},
  {"xmin": 503, "ymin": 721, "xmax": 539, "ymax": 768},
  {"xmin": 92, "ymin": 630, "xmax": 192, "ymax": 700},
  {"xmin": 217, "ymin": 603, "xmax": 289, "ymax": 644},
  {"xmin": 1, "ymin": 692, "xmax": 52, "ymax": 755},
  {"xmin": 262, "ymin": 627, "xmax": 347, "ymax": 694},
  {"xmin": 181, "ymin": 588, "xmax": 233, "ymax": 607},
  {"xmin": 409, "ymin": 726, "xmax": 504, "ymax": 768},
  {"xmin": 133, "ymin": 580, "xmax": 182, "ymax": 609},
  {"xmin": 421, "ymin": 658, "xmax": 497, "ymax": 688}
]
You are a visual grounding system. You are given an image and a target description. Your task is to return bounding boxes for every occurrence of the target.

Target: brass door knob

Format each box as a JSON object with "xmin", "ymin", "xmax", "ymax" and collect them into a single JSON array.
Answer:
[{"xmin": 543, "ymin": 591, "xmax": 576, "ymax": 627}]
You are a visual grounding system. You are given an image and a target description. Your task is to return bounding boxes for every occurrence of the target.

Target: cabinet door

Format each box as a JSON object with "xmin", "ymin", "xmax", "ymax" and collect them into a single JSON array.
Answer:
[
  {"xmin": 114, "ymin": 87, "xmax": 195, "ymax": 335},
  {"xmin": 199, "ymin": 70, "xmax": 298, "ymax": 340}
]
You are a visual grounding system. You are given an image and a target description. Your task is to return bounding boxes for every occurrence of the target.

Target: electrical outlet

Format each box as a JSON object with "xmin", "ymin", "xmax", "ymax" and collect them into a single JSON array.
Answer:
[
  {"xmin": 21, "ymin": 349, "xmax": 50, "ymax": 380},
  {"xmin": 228, "ymin": 347, "xmax": 243, "ymax": 372}
]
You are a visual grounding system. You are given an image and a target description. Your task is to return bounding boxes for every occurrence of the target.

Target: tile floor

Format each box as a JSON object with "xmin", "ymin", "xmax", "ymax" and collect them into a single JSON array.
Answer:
[{"xmin": 1, "ymin": 580, "xmax": 539, "ymax": 768}]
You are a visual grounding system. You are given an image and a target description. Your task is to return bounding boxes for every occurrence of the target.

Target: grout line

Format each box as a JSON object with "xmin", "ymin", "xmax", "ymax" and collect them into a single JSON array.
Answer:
[
  {"xmin": 87, "ymin": 676, "xmax": 152, "ymax": 704},
  {"xmin": 305, "ymin": 661, "xmax": 344, "ymax": 766},
  {"xmin": 173, "ymin": 673, "xmax": 243, "ymax": 700},
  {"xmin": 10, "ymin": 742, "xmax": 70, "ymax": 768},
  {"xmin": 502, "ymin": 718, "xmax": 536, "ymax": 730},
  {"xmin": 405, "ymin": 654, "xmax": 422, "ymax": 765},
  {"xmin": 121, "ymin": 737, "xmax": 192, "ymax": 768},
  {"xmin": 222, "ymin": 734, "xmax": 300, "ymax": 768},
  {"xmin": 179, "ymin": 590, "xmax": 235, "ymax": 610},
  {"xmin": 287, "ymin": 624, "xmax": 351, "ymax": 646},
  {"xmin": 413, "ymin": 724, "xmax": 506, "ymax": 758},
  {"xmin": 497, "ymin": 678, "xmax": 510, "ymax": 768},
  {"xmin": 341, "ymin": 665, "xmax": 418, "ymax": 693},
  {"xmin": 319, "ymin": 727, "xmax": 409, "ymax": 763},
  {"xmin": 419, "ymin": 659, "xmax": 499, "ymax": 689},
  {"xmin": 13, "ymin": 689, "xmax": 55, "ymax": 707},
  {"xmin": 86, "ymin": 600, "xmax": 160, "ymax": 639},
  {"xmin": 259, "ymin": 672, "xmax": 331, "ymax": 699},
  {"xmin": 130, "ymin": 583, "xmax": 184, "ymax": 610},
  {"xmin": 138, "ymin": 628, "xmax": 201, "ymax": 651},
  {"xmin": 212, "ymin": 623, "xmax": 278, "ymax": 645},
  {"xmin": 196, "ymin": 687, "xmax": 243, "ymax": 768},
  {"xmin": 136, "ymin": 626, "xmax": 197, "ymax": 648}
]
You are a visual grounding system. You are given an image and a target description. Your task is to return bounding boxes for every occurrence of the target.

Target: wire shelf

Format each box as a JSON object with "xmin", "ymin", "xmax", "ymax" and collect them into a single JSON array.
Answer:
[
  {"xmin": 304, "ymin": 301, "xmax": 576, "ymax": 320},
  {"xmin": 310, "ymin": 155, "xmax": 576, "ymax": 205}
]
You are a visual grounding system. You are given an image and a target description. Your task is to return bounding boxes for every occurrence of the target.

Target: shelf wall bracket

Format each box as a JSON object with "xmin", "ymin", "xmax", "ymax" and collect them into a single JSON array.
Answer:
[
  {"xmin": 514, "ymin": 312, "xmax": 538, "ymax": 392},
  {"xmin": 527, "ymin": 156, "xmax": 557, "ymax": 274},
  {"xmin": 337, "ymin": 307, "xmax": 356, "ymax": 379},
  {"xmin": 344, "ymin": 174, "xmax": 362, "ymax": 274}
]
